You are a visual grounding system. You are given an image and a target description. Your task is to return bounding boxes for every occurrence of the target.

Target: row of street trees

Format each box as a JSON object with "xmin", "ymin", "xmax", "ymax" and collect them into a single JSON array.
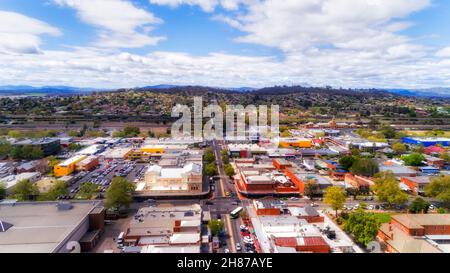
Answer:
[{"xmin": 1, "ymin": 176, "xmax": 135, "ymax": 211}]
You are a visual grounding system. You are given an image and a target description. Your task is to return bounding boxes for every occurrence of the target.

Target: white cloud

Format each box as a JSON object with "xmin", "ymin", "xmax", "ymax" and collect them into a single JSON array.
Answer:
[
  {"xmin": 436, "ymin": 47, "xmax": 450, "ymax": 58},
  {"xmin": 149, "ymin": 0, "xmax": 252, "ymax": 12},
  {"xmin": 53, "ymin": 0, "xmax": 165, "ymax": 48},
  {"xmin": 217, "ymin": 0, "xmax": 431, "ymax": 53},
  {"xmin": 0, "ymin": 11, "xmax": 61, "ymax": 54}
]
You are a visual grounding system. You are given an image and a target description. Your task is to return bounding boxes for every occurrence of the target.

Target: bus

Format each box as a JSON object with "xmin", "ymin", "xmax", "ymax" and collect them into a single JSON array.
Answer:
[{"xmin": 230, "ymin": 207, "xmax": 243, "ymax": 219}]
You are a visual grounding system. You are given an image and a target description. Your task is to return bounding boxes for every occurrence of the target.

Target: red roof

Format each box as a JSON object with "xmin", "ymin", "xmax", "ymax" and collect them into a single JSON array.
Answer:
[
  {"xmin": 303, "ymin": 237, "xmax": 328, "ymax": 246},
  {"xmin": 424, "ymin": 146, "xmax": 444, "ymax": 155},
  {"xmin": 274, "ymin": 237, "xmax": 297, "ymax": 247}
]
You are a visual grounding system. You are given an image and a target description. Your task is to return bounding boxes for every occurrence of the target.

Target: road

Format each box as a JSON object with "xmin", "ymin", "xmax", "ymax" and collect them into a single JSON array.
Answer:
[{"xmin": 210, "ymin": 139, "xmax": 242, "ymax": 253}]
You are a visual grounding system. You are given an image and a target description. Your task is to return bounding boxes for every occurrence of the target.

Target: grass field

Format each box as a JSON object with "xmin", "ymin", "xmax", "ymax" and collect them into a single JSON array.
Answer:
[
  {"xmin": 403, "ymin": 130, "xmax": 450, "ymax": 138},
  {"xmin": 372, "ymin": 213, "xmax": 392, "ymax": 223}
]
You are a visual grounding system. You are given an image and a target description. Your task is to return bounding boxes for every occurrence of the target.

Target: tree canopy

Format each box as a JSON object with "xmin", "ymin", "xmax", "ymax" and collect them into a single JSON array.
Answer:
[
  {"xmin": 350, "ymin": 158, "xmax": 379, "ymax": 177},
  {"xmin": 104, "ymin": 177, "xmax": 135, "ymax": 210},
  {"xmin": 409, "ymin": 197, "xmax": 430, "ymax": 214},
  {"xmin": 339, "ymin": 156, "xmax": 356, "ymax": 171},
  {"xmin": 401, "ymin": 153, "xmax": 425, "ymax": 166},
  {"xmin": 12, "ymin": 179, "xmax": 39, "ymax": 201},
  {"xmin": 77, "ymin": 182, "xmax": 99, "ymax": 200},
  {"xmin": 343, "ymin": 210, "xmax": 382, "ymax": 246},
  {"xmin": 324, "ymin": 186, "xmax": 346, "ymax": 217},
  {"xmin": 208, "ymin": 219, "xmax": 224, "ymax": 236},
  {"xmin": 373, "ymin": 172, "xmax": 408, "ymax": 207},
  {"xmin": 425, "ymin": 175, "xmax": 450, "ymax": 208}
]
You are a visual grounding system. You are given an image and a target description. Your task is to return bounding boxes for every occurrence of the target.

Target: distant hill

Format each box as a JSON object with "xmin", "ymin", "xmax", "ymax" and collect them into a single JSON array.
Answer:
[
  {"xmin": 1, "ymin": 84, "xmax": 449, "ymax": 98},
  {"xmin": 386, "ymin": 88, "xmax": 450, "ymax": 98},
  {"xmin": 0, "ymin": 85, "xmax": 107, "ymax": 96}
]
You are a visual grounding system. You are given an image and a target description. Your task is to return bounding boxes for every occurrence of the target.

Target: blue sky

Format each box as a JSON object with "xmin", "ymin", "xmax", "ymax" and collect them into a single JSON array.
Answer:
[{"xmin": 1, "ymin": 0, "xmax": 450, "ymax": 89}]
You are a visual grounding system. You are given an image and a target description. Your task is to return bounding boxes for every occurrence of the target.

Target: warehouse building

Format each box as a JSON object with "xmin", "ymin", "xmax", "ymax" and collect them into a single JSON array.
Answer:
[
  {"xmin": 402, "ymin": 137, "xmax": 450, "ymax": 147},
  {"xmin": 54, "ymin": 155, "xmax": 87, "ymax": 177}
]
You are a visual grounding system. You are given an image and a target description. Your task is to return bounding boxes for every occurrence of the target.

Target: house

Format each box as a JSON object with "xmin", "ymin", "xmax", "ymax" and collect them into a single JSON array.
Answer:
[
  {"xmin": 418, "ymin": 166, "xmax": 440, "ymax": 176},
  {"xmin": 400, "ymin": 176, "xmax": 431, "ymax": 195},
  {"xmin": 424, "ymin": 146, "xmax": 445, "ymax": 155},
  {"xmin": 424, "ymin": 155, "xmax": 446, "ymax": 168},
  {"xmin": 344, "ymin": 173, "xmax": 373, "ymax": 192},
  {"xmin": 379, "ymin": 164, "xmax": 417, "ymax": 178}
]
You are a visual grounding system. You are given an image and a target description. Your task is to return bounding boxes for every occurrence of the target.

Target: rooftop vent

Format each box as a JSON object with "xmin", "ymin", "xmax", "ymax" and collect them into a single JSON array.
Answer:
[{"xmin": 56, "ymin": 201, "xmax": 73, "ymax": 211}]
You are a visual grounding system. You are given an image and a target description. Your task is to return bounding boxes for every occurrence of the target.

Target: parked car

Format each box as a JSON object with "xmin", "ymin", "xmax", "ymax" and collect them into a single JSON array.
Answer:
[{"xmin": 236, "ymin": 243, "xmax": 241, "ymax": 251}]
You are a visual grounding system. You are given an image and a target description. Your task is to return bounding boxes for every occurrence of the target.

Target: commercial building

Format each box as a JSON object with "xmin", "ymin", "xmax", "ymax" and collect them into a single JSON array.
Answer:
[
  {"xmin": 279, "ymin": 138, "xmax": 313, "ymax": 148},
  {"xmin": 75, "ymin": 155, "xmax": 100, "ymax": 172},
  {"xmin": 402, "ymin": 137, "xmax": 450, "ymax": 147},
  {"xmin": 378, "ymin": 214, "xmax": 450, "ymax": 253},
  {"xmin": 135, "ymin": 151, "xmax": 204, "ymax": 196},
  {"xmin": 0, "ymin": 201, "xmax": 104, "ymax": 253},
  {"xmin": 235, "ymin": 160, "xmax": 299, "ymax": 197},
  {"xmin": 248, "ymin": 202, "xmax": 360, "ymax": 253},
  {"xmin": 54, "ymin": 155, "xmax": 87, "ymax": 177},
  {"xmin": 75, "ymin": 144, "xmax": 105, "ymax": 156},
  {"xmin": 285, "ymin": 170, "xmax": 332, "ymax": 195},
  {"xmin": 123, "ymin": 204, "xmax": 202, "ymax": 253},
  {"xmin": 12, "ymin": 138, "xmax": 61, "ymax": 156}
]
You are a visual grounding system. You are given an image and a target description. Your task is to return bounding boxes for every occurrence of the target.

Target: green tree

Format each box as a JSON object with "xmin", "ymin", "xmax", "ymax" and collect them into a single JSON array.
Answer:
[
  {"xmin": 77, "ymin": 182, "xmax": 99, "ymax": 200},
  {"xmin": 392, "ymin": 142, "xmax": 407, "ymax": 154},
  {"xmin": 379, "ymin": 125, "xmax": 396, "ymax": 139},
  {"xmin": 205, "ymin": 162, "xmax": 218, "ymax": 177},
  {"xmin": 0, "ymin": 182, "xmax": 6, "ymax": 199},
  {"xmin": 122, "ymin": 126, "xmax": 140, "ymax": 137},
  {"xmin": 343, "ymin": 210, "xmax": 381, "ymax": 246},
  {"xmin": 373, "ymin": 172, "xmax": 408, "ymax": 207},
  {"xmin": 204, "ymin": 148, "xmax": 216, "ymax": 164},
  {"xmin": 147, "ymin": 130, "xmax": 155, "ymax": 138},
  {"xmin": 350, "ymin": 158, "xmax": 379, "ymax": 177},
  {"xmin": 339, "ymin": 156, "xmax": 356, "ymax": 171},
  {"xmin": 208, "ymin": 219, "xmax": 224, "ymax": 236},
  {"xmin": 324, "ymin": 186, "xmax": 346, "ymax": 217},
  {"xmin": 0, "ymin": 141, "xmax": 11, "ymax": 158},
  {"xmin": 104, "ymin": 177, "xmax": 135, "ymax": 210},
  {"xmin": 40, "ymin": 181, "xmax": 68, "ymax": 201},
  {"xmin": 408, "ymin": 197, "xmax": 430, "ymax": 214},
  {"xmin": 401, "ymin": 153, "xmax": 425, "ymax": 166},
  {"xmin": 425, "ymin": 175, "xmax": 450, "ymax": 208},
  {"xmin": 68, "ymin": 143, "xmax": 83, "ymax": 151},
  {"xmin": 224, "ymin": 164, "xmax": 235, "ymax": 177},
  {"xmin": 304, "ymin": 180, "xmax": 321, "ymax": 200},
  {"xmin": 12, "ymin": 179, "xmax": 39, "ymax": 201},
  {"xmin": 439, "ymin": 152, "xmax": 450, "ymax": 163}
]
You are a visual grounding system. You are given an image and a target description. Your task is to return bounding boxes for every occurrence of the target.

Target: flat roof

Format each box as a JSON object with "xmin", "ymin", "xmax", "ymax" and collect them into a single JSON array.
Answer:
[
  {"xmin": 58, "ymin": 155, "xmax": 87, "ymax": 167},
  {"xmin": 0, "ymin": 201, "xmax": 100, "ymax": 253}
]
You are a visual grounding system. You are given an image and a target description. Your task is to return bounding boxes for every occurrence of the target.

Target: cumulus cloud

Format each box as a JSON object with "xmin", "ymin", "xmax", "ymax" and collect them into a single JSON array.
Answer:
[
  {"xmin": 149, "ymin": 0, "xmax": 252, "ymax": 12},
  {"xmin": 436, "ymin": 47, "xmax": 450, "ymax": 58},
  {"xmin": 0, "ymin": 11, "xmax": 61, "ymax": 54},
  {"xmin": 53, "ymin": 0, "xmax": 165, "ymax": 48}
]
